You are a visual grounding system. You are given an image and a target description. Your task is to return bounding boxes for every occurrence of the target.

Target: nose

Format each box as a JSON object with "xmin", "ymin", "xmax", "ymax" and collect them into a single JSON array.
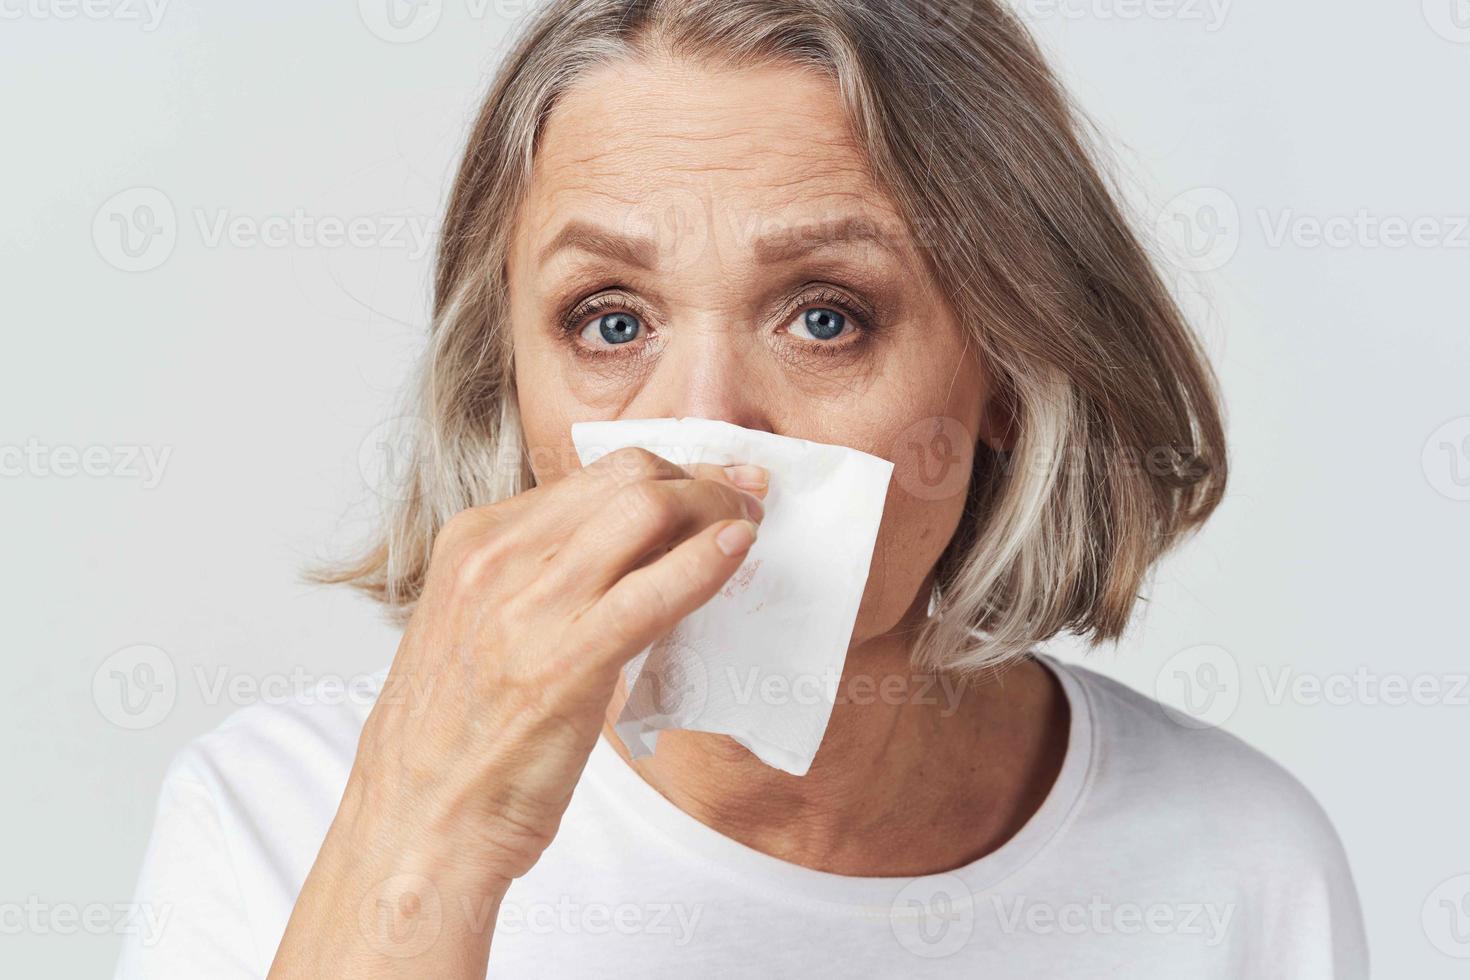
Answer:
[{"xmin": 633, "ymin": 322, "xmax": 774, "ymax": 433}]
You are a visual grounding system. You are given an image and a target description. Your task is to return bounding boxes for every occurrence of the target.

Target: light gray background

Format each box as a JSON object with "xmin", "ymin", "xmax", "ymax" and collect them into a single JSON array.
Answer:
[{"xmin": 3, "ymin": 2, "xmax": 1467, "ymax": 976}]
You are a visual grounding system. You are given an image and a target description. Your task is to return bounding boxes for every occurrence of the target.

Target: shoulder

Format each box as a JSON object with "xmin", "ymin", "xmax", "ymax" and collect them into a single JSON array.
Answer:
[
  {"xmin": 117, "ymin": 667, "xmax": 390, "ymax": 979},
  {"xmin": 1039, "ymin": 657, "xmax": 1369, "ymax": 977},
  {"xmin": 151, "ymin": 664, "xmax": 390, "ymax": 852},
  {"xmin": 154, "ymin": 666, "xmax": 390, "ymax": 875},
  {"xmin": 165, "ymin": 665, "xmax": 386, "ymax": 800},
  {"xmin": 1054, "ymin": 657, "xmax": 1357, "ymax": 880}
]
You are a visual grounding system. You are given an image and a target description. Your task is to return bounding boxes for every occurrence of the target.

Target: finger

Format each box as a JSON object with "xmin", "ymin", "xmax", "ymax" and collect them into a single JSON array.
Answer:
[
  {"xmin": 575, "ymin": 516, "xmax": 759, "ymax": 674},
  {"xmin": 488, "ymin": 452, "xmax": 769, "ymax": 570},
  {"xmin": 698, "ymin": 462, "xmax": 769, "ymax": 497},
  {"xmin": 582, "ymin": 451, "xmax": 768, "ymax": 499},
  {"xmin": 539, "ymin": 475, "xmax": 765, "ymax": 605},
  {"xmin": 493, "ymin": 449, "xmax": 768, "ymax": 540},
  {"xmin": 436, "ymin": 447, "xmax": 698, "ymax": 565},
  {"xmin": 433, "ymin": 450, "xmax": 769, "ymax": 590}
]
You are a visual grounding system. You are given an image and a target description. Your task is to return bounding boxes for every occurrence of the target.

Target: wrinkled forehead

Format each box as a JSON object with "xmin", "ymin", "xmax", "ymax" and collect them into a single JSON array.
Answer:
[{"xmin": 511, "ymin": 54, "xmax": 916, "ymax": 277}]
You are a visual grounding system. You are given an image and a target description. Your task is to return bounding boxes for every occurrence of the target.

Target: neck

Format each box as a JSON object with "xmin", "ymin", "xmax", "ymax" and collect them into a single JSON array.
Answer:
[{"xmin": 600, "ymin": 603, "xmax": 1069, "ymax": 877}]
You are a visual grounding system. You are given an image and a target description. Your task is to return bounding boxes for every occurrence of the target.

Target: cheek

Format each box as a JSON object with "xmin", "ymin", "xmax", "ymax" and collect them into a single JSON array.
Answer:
[
  {"xmin": 512, "ymin": 331, "xmax": 582, "ymax": 486},
  {"xmin": 849, "ymin": 348, "xmax": 986, "ymax": 640},
  {"xmin": 852, "ymin": 433, "xmax": 975, "ymax": 642}
]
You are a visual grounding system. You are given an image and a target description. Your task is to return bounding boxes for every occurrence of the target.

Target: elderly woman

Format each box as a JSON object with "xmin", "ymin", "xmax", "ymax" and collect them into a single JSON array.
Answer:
[{"xmin": 115, "ymin": 1, "xmax": 1367, "ymax": 977}]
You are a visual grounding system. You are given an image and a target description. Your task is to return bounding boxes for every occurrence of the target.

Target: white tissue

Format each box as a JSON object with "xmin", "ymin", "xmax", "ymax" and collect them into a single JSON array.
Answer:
[{"xmin": 570, "ymin": 417, "xmax": 895, "ymax": 777}]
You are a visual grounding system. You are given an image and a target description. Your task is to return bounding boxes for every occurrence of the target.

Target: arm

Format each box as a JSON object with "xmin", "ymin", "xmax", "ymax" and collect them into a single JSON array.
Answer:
[{"xmin": 266, "ymin": 449, "xmax": 767, "ymax": 979}]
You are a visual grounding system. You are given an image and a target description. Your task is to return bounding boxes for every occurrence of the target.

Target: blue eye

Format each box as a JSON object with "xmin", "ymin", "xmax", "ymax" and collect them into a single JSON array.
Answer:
[
  {"xmin": 797, "ymin": 307, "xmax": 847, "ymax": 341},
  {"xmin": 583, "ymin": 311, "xmax": 642, "ymax": 345}
]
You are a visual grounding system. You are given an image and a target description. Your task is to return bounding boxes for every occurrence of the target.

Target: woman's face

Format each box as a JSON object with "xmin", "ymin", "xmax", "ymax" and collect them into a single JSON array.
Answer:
[{"xmin": 507, "ymin": 54, "xmax": 993, "ymax": 641}]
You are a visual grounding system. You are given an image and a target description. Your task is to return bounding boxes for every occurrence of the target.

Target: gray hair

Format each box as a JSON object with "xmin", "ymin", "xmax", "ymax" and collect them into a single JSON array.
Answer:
[{"xmin": 319, "ymin": 0, "xmax": 1228, "ymax": 672}]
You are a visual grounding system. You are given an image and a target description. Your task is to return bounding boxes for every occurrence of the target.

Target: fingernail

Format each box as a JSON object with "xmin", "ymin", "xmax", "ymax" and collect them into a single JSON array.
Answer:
[
  {"xmin": 741, "ymin": 492, "xmax": 764, "ymax": 523},
  {"xmin": 724, "ymin": 464, "xmax": 768, "ymax": 491},
  {"xmin": 717, "ymin": 519, "xmax": 758, "ymax": 556}
]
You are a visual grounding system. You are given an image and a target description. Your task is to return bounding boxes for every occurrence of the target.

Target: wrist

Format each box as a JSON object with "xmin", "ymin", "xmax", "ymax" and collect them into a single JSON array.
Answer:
[{"xmin": 335, "ymin": 769, "xmax": 516, "ymax": 898}]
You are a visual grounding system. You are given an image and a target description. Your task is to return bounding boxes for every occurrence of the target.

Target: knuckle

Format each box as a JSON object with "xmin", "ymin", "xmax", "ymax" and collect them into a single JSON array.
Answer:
[
  {"xmin": 613, "ymin": 479, "xmax": 679, "ymax": 539},
  {"xmin": 450, "ymin": 545, "xmax": 497, "ymax": 594},
  {"xmin": 432, "ymin": 514, "xmax": 513, "ymax": 595},
  {"xmin": 493, "ymin": 588, "xmax": 543, "ymax": 640},
  {"xmin": 596, "ymin": 446, "xmax": 669, "ymax": 485},
  {"xmin": 432, "ymin": 508, "xmax": 480, "ymax": 559}
]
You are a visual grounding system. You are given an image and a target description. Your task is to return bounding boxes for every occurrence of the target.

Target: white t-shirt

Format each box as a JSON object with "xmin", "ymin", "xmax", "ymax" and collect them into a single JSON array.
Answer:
[{"xmin": 113, "ymin": 655, "xmax": 1369, "ymax": 978}]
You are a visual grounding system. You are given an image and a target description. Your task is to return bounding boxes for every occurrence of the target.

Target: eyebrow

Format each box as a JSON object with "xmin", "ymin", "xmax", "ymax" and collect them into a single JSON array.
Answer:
[
  {"xmin": 753, "ymin": 214, "xmax": 903, "ymax": 264},
  {"xmin": 535, "ymin": 213, "xmax": 902, "ymax": 270},
  {"xmin": 537, "ymin": 220, "xmax": 659, "ymax": 270}
]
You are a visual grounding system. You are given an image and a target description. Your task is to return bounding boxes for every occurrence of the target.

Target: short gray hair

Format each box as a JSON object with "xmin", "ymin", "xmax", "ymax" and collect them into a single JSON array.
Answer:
[{"xmin": 319, "ymin": 0, "xmax": 1228, "ymax": 672}]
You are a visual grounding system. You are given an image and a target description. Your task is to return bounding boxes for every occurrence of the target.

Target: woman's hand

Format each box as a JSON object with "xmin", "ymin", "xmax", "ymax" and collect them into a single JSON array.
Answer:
[{"xmin": 268, "ymin": 448, "xmax": 768, "ymax": 979}]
